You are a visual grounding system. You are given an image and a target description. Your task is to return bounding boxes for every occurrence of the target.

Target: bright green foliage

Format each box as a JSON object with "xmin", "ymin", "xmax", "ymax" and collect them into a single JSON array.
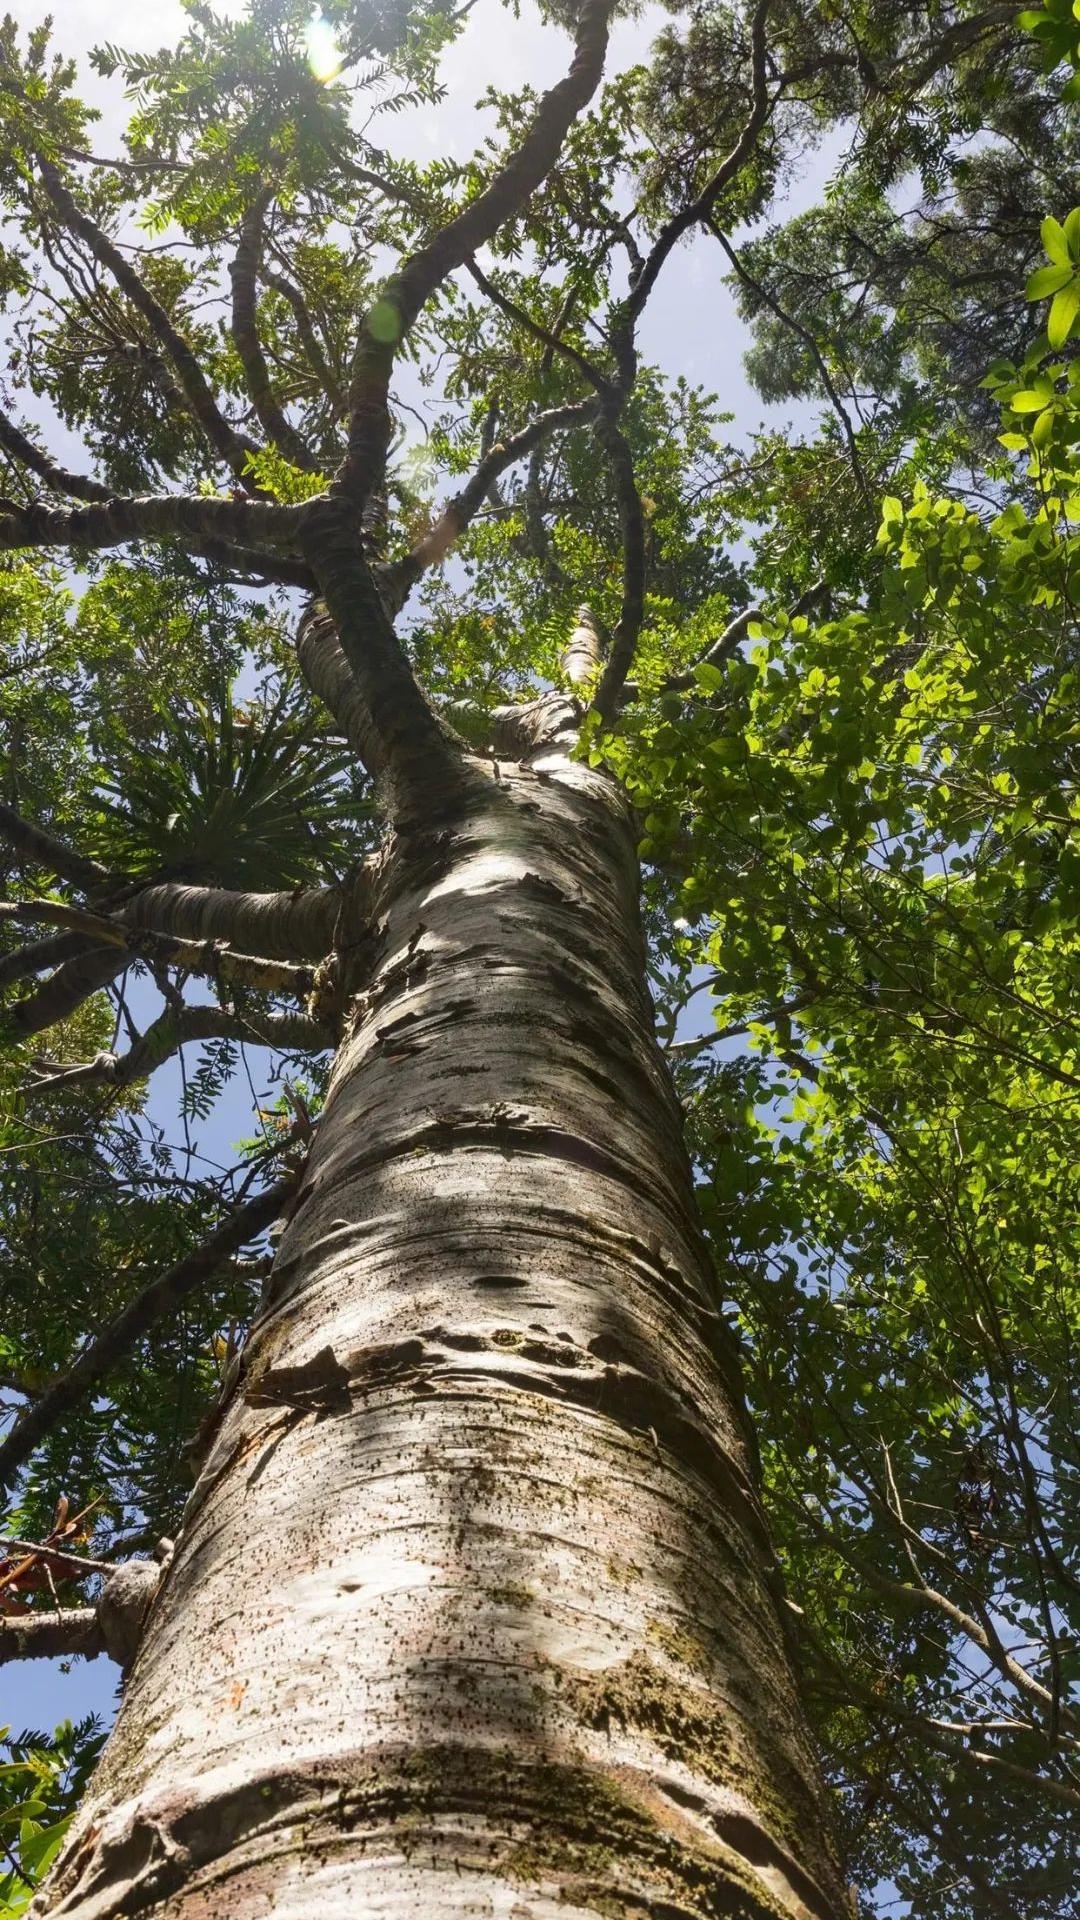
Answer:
[
  {"xmin": 0, "ymin": 1720, "xmax": 106, "ymax": 1918},
  {"xmin": 603, "ymin": 335, "xmax": 1080, "ymax": 1917},
  {"xmin": 1018, "ymin": 0, "xmax": 1080, "ymax": 98}
]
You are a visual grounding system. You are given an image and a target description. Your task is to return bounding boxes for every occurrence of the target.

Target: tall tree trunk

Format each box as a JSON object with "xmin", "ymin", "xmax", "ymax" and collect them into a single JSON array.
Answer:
[{"xmin": 37, "ymin": 731, "xmax": 849, "ymax": 1920}]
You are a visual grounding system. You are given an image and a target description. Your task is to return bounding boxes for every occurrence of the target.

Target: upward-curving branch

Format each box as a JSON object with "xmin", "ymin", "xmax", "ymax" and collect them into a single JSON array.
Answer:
[{"xmin": 337, "ymin": 0, "xmax": 614, "ymax": 507}]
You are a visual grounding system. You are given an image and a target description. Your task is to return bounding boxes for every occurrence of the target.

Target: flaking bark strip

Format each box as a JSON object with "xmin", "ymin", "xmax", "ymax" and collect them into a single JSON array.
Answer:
[{"xmin": 42, "ymin": 1745, "xmax": 839, "ymax": 1920}]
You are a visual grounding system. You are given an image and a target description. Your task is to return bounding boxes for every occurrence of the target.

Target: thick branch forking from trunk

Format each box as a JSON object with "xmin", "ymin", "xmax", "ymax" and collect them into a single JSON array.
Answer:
[
  {"xmin": 301, "ymin": 499, "xmax": 471, "ymax": 815},
  {"xmin": 337, "ymin": 0, "xmax": 613, "ymax": 507},
  {"xmin": 296, "ymin": 601, "xmax": 372, "ymax": 767},
  {"xmin": 0, "ymin": 490, "xmax": 307, "ymax": 561},
  {"xmin": 561, "ymin": 603, "xmax": 605, "ymax": 685},
  {"xmin": 4, "ymin": 896, "xmax": 325, "ymax": 994},
  {"xmin": 0, "ymin": 1607, "xmax": 105, "ymax": 1665},
  {"xmin": 0, "ymin": 1174, "xmax": 298, "ymax": 1495},
  {"xmin": 116, "ymin": 880, "xmax": 342, "ymax": 963},
  {"xmin": 2, "ymin": 884, "xmax": 343, "ymax": 1039},
  {"xmin": 0, "ymin": 801, "xmax": 110, "ymax": 893}
]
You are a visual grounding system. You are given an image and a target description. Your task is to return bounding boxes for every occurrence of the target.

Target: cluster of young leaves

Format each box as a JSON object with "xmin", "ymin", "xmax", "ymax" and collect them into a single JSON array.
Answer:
[{"xmin": 0, "ymin": 1719, "xmax": 106, "ymax": 1919}]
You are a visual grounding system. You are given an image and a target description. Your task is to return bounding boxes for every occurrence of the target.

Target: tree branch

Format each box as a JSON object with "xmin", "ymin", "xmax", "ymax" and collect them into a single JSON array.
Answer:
[
  {"xmin": 301, "ymin": 498, "xmax": 471, "ymax": 813},
  {"xmin": 0, "ymin": 1174, "xmax": 298, "ymax": 1493},
  {"xmin": 4, "ymin": 947, "xmax": 130, "ymax": 1040},
  {"xmin": 0, "ymin": 802, "xmax": 110, "ymax": 893},
  {"xmin": 611, "ymin": 0, "xmax": 774, "ymax": 380},
  {"xmin": 462, "ymin": 256, "xmax": 615, "ymax": 397},
  {"xmin": 708, "ymin": 220, "xmax": 871, "ymax": 509},
  {"xmin": 296, "ymin": 602, "xmax": 373, "ymax": 766},
  {"xmin": 28, "ymin": 1002, "xmax": 329, "ymax": 1096},
  {"xmin": 263, "ymin": 269, "xmax": 348, "ymax": 416},
  {"xmin": 229, "ymin": 189, "xmax": 321, "ymax": 471},
  {"xmin": 561, "ymin": 604, "xmax": 606, "ymax": 687},
  {"xmin": 591, "ymin": 414, "xmax": 646, "ymax": 720},
  {"xmin": 338, "ymin": 0, "xmax": 613, "ymax": 506},
  {"xmin": 0, "ymin": 491, "xmax": 306, "ymax": 561},
  {"xmin": 116, "ymin": 881, "xmax": 343, "ymax": 963},
  {"xmin": 2, "ymin": 899, "xmax": 324, "ymax": 1035},
  {"xmin": 38, "ymin": 159, "xmax": 261, "ymax": 488},
  {"xmin": 0, "ymin": 406, "xmax": 112, "ymax": 504},
  {"xmin": 383, "ymin": 398, "xmax": 598, "ymax": 610},
  {"xmin": 0, "ymin": 929, "xmax": 87, "ymax": 993},
  {"xmin": 0, "ymin": 1608, "xmax": 105, "ymax": 1665}
]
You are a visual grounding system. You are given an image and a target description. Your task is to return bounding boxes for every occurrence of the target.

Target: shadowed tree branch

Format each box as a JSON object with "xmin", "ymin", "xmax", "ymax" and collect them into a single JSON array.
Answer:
[
  {"xmin": 611, "ymin": 0, "xmax": 775, "ymax": 384},
  {"xmin": 263, "ymin": 267, "xmax": 348, "ymax": 417},
  {"xmin": 462, "ymin": 256, "xmax": 615, "ymax": 397},
  {"xmin": 591, "ymin": 415, "xmax": 646, "ymax": 719},
  {"xmin": 229, "ymin": 189, "xmax": 320, "ymax": 472},
  {"xmin": 296, "ymin": 602, "xmax": 374, "ymax": 766},
  {"xmin": 0, "ymin": 1173, "xmax": 299, "ymax": 1494},
  {"xmin": 0, "ymin": 802, "xmax": 111, "ymax": 893},
  {"xmin": 0, "ymin": 928, "xmax": 88, "ymax": 992},
  {"xmin": 0, "ymin": 405, "xmax": 112, "ymax": 503},
  {"xmin": 384, "ymin": 397, "xmax": 598, "ymax": 610},
  {"xmin": 708, "ymin": 219, "xmax": 872, "ymax": 509},
  {"xmin": 4, "ymin": 947, "xmax": 130, "ymax": 1040}
]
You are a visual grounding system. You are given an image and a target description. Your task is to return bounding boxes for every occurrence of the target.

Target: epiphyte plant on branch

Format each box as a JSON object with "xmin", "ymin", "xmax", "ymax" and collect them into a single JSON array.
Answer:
[{"xmin": 0, "ymin": 0, "xmax": 1077, "ymax": 1915}]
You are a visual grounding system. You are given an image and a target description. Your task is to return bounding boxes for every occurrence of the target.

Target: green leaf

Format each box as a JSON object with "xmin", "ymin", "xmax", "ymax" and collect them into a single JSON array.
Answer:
[
  {"xmin": 1041, "ymin": 215, "xmax": 1070, "ymax": 264},
  {"xmin": 1048, "ymin": 279, "xmax": 1080, "ymax": 348},
  {"xmin": 1025, "ymin": 262, "xmax": 1074, "ymax": 299},
  {"xmin": 693, "ymin": 661, "xmax": 726, "ymax": 692}
]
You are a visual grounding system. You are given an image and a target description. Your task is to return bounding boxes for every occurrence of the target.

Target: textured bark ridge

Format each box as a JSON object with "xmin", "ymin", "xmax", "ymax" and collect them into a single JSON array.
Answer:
[{"xmin": 36, "ymin": 734, "xmax": 848, "ymax": 1920}]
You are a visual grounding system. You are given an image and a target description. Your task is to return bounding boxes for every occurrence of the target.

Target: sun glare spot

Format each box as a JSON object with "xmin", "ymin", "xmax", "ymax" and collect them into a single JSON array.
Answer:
[{"xmin": 305, "ymin": 11, "xmax": 341, "ymax": 83}]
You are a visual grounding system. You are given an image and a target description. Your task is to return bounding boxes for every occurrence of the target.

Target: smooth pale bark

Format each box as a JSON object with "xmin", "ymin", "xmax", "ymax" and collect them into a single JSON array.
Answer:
[{"xmin": 35, "ymin": 730, "xmax": 848, "ymax": 1920}]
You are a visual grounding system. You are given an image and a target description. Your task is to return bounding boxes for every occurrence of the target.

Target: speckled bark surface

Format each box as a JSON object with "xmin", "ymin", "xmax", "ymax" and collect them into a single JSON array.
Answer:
[{"xmin": 35, "ymin": 734, "xmax": 848, "ymax": 1920}]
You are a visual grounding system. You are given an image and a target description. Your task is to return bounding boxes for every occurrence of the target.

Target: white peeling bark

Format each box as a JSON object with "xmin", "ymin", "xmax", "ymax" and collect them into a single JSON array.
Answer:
[{"xmin": 35, "ymin": 729, "xmax": 849, "ymax": 1920}]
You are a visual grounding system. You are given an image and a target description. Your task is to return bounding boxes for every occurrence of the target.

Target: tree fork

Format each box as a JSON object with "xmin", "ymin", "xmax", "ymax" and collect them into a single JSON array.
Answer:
[{"xmin": 35, "ymin": 728, "xmax": 848, "ymax": 1920}]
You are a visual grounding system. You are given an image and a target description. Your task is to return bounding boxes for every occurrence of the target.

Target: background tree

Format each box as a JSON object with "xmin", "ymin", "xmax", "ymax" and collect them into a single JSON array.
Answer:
[{"xmin": 0, "ymin": 0, "xmax": 1076, "ymax": 1915}]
